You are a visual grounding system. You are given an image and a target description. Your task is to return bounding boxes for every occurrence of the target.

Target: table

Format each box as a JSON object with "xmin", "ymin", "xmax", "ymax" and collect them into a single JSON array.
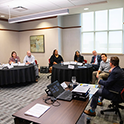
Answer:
[
  {"xmin": 0, "ymin": 65, "xmax": 35, "ymax": 86},
  {"xmin": 51, "ymin": 64, "xmax": 93, "ymax": 83},
  {"xmin": 12, "ymin": 82, "xmax": 90, "ymax": 124}
]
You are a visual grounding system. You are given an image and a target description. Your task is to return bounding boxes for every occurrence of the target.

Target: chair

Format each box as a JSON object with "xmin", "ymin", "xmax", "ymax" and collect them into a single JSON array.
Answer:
[
  {"xmin": 47, "ymin": 59, "xmax": 52, "ymax": 79},
  {"xmin": 84, "ymin": 59, "xmax": 87, "ymax": 64},
  {"xmin": 100, "ymin": 88, "xmax": 124, "ymax": 124},
  {"xmin": 35, "ymin": 60, "xmax": 38, "ymax": 66}
]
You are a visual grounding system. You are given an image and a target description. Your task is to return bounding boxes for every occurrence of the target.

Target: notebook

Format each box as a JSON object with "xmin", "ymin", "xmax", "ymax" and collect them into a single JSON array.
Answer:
[{"xmin": 47, "ymin": 81, "xmax": 72, "ymax": 101}]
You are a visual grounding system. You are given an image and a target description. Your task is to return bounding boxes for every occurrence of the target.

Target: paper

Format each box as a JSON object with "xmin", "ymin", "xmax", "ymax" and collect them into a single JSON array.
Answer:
[
  {"xmin": 69, "ymin": 61, "xmax": 77, "ymax": 65},
  {"xmin": 8, "ymin": 65, "xmax": 14, "ymax": 69},
  {"xmin": 63, "ymin": 62, "xmax": 70, "ymax": 65},
  {"xmin": 77, "ymin": 62, "xmax": 83, "ymax": 66},
  {"xmin": 25, "ymin": 103, "xmax": 50, "ymax": 118},
  {"xmin": 68, "ymin": 65, "xmax": 74, "ymax": 69},
  {"xmin": 61, "ymin": 82, "xmax": 68, "ymax": 89},
  {"xmin": 72, "ymin": 84, "xmax": 90, "ymax": 93},
  {"xmin": 12, "ymin": 63, "xmax": 18, "ymax": 66},
  {"xmin": 81, "ymin": 84, "xmax": 99, "ymax": 95},
  {"xmin": 18, "ymin": 63, "xmax": 25, "ymax": 66}
]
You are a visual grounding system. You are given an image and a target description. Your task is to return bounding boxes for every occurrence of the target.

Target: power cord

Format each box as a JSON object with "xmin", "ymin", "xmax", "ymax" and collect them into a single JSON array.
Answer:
[{"xmin": 43, "ymin": 96, "xmax": 60, "ymax": 107}]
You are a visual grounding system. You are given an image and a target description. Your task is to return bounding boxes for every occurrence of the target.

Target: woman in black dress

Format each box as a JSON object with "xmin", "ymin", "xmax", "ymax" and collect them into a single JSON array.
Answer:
[
  {"xmin": 74, "ymin": 50, "xmax": 84, "ymax": 63},
  {"xmin": 49, "ymin": 49, "xmax": 64, "ymax": 70}
]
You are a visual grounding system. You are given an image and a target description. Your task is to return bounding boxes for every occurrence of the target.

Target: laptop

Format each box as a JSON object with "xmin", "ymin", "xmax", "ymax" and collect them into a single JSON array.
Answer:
[{"xmin": 47, "ymin": 81, "xmax": 72, "ymax": 101}]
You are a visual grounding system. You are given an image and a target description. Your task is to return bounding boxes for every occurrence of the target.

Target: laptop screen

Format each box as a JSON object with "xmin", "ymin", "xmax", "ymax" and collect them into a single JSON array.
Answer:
[{"xmin": 47, "ymin": 81, "xmax": 64, "ymax": 97}]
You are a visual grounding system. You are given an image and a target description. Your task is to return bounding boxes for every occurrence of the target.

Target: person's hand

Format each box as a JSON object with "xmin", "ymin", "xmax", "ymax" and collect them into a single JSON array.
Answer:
[
  {"xmin": 26, "ymin": 62, "xmax": 30, "ymax": 65},
  {"xmin": 10, "ymin": 61, "xmax": 15, "ymax": 64},
  {"xmin": 109, "ymin": 68, "xmax": 112, "ymax": 73},
  {"xmin": 96, "ymin": 73, "xmax": 99, "ymax": 78},
  {"xmin": 53, "ymin": 62, "xmax": 57, "ymax": 65}
]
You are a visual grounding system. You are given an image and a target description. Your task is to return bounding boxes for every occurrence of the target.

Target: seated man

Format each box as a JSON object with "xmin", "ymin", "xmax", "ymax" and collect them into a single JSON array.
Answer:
[
  {"xmin": 84, "ymin": 56, "xmax": 124, "ymax": 116},
  {"xmin": 92, "ymin": 53, "xmax": 111, "ymax": 84},
  {"xmin": 91, "ymin": 50, "xmax": 101, "ymax": 71},
  {"xmin": 23, "ymin": 51, "xmax": 39, "ymax": 82}
]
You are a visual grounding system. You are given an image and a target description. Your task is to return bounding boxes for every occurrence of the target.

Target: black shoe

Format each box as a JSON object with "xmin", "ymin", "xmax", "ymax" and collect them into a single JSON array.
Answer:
[
  {"xmin": 35, "ymin": 77, "xmax": 38, "ymax": 82},
  {"xmin": 36, "ymin": 75, "xmax": 40, "ymax": 78}
]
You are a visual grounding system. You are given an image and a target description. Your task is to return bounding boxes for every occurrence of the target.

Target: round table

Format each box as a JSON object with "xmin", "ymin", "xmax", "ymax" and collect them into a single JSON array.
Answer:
[
  {"xmin": 51, "ymin": 64, "xmax": 93, "ymax": 83},
  {"xmin": 0, "ymin": 65, "xmax": 35, "ymax": 86}
]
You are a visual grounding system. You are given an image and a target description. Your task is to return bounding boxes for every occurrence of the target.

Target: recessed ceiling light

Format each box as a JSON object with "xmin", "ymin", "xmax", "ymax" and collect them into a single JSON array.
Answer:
[
  {"xmin": 1, "ymin": 15, "xmax": 5, "ymax": 18},
  {"xmin": 84, "ymin": 8, "xmax": 89, "ymax": 10}
]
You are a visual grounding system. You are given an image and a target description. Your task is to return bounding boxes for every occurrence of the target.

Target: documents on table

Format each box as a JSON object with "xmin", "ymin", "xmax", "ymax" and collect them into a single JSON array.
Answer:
[
  {"xmin": 25, "ymin": 103, "xmax": 50, "ymax": 118},
  {"xmin": 70, "ymin": 61, "xmax": 77, "ymax": 65},
  {"xmin": 80, "ymin": 83, "xmax": 99, "ymax": 95},
  {"xmin": 72, "ymin": 84, "xmax": 90, "ymax": 93},
  {"xmin": 68, "ymin": 65, "xmax": 74, "ymax": 69},
  {"xmin": 63, "ymin": 62, "xmax": 70, "ymax": 65},
  {"xmin": 61, "ymin": 82, "xmax": 68, "ymax": 89},
  {"xmin": 18, "ymin": 63, "xmax": 25, "ymax": 66},
  {"xmin": 77, "ymin": 62, "xmax": 83, "ymax": 66}
]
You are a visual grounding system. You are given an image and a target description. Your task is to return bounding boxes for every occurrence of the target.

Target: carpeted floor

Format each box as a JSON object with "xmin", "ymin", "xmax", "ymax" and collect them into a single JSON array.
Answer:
[{"xmin": 0, "ymin": 73, "xmax": 124, "ymax": 124}]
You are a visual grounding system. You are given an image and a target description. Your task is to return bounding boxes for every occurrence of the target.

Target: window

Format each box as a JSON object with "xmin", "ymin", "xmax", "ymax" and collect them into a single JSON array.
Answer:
[{"xmin": 81, "ymin": 8, "xmax": 123, "ymax": 53}]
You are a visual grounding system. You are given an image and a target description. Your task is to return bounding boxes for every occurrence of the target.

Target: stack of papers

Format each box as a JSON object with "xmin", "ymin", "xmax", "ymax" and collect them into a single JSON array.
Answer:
[
  {"xmin": 80, "ymin": 84, "xmax": 99, "ymax": 95},
  {"xmin": 72, "ymin": 84, "xmax": 90, "ymax": 93},
  {"xmin": 25, "ymin": 103, "xmax": 50, "ymax": 118}
]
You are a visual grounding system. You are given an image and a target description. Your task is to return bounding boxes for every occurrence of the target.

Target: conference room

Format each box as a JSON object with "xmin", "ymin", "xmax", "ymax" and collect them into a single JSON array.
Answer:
[{"xmin": 0, "ymin": 0, "xmax": 124, "ymax": 124}]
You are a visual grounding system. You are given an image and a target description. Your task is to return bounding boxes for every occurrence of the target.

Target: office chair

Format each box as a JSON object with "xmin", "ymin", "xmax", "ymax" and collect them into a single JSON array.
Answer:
[
  {"xmin": 100, "ymin": 88, "xmax": 124, "ymax": 124},
  {"xmin": 35, "ymin": 60, "xmax": 38, "ymax": 66},
  {"xmin": 47, "ymin": 59, "xmax": 52, "ymax": 79},
  {"xmin": 84, "ymin": 59, "xmax": 87, "ymax": 64}
]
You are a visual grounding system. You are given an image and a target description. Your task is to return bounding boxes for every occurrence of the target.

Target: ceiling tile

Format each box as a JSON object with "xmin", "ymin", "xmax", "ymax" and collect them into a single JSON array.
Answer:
[
  {"xmin": 49, "ymin": 0, "xmax": 74, "ymax": 8},
  {"xmin": 29, "ymin": 0, "xmax": 60, "ymax": 10},
  {"xmin": 69, "ymin": 0, "xmax": 90, "ymax": 6}
]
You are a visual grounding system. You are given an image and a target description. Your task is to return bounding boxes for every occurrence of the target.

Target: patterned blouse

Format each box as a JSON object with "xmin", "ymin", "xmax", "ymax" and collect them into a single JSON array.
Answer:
[{"xmin": 8, "ymin": 56, "xmax": 20, "ymax": 63}]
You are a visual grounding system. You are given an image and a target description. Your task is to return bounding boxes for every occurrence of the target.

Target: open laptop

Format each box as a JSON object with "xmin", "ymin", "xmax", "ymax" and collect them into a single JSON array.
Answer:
[{"xmin": 47, "ymin": 81, "xmax": 72, "ymax": 101}]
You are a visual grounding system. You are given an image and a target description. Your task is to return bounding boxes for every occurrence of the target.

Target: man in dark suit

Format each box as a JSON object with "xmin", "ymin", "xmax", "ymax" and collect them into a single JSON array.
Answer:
[
  {"xmin": 84, "ymin": 56, "xmax": 124, "ymax": 116},
  {"xmin": 91, "ymin": 50, "xmax": 101, "ymax": 71}
]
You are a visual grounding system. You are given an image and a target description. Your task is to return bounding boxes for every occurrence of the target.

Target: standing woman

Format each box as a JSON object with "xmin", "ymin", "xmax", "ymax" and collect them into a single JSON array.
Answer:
[
  {"xmin": 74, "ymin": 50, "xmax": 84, "ymax": 63},
  {"xmin": 9, "ymin": 51, "xmax": 20, "ymax": 64},
  {"xmin": 49, "ymin": 49, "xmax": 64, "ymax": 71}
]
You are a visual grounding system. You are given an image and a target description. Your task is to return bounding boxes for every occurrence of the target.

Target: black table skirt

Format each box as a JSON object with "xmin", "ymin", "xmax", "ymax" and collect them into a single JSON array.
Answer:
[
  {"xmin": 0, "ymin": 65, "xmax": 35, "ymax": 86},
  {"xmin": 51, "ymin": 64, "xmax": 93, "ymax": 83}
]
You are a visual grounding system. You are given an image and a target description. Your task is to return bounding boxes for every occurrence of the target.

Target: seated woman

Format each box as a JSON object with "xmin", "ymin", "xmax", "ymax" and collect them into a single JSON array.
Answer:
[
  {"xmin": 49, "ymin": 49, "xmax": 64, "ymax": 71},
  {"xmin": 9, "ymin": 51, "xmax": 20, "ymax": 64},
  {"xmin": 74, "ymin": 51, "xmax": 84, "ymax": 63}
]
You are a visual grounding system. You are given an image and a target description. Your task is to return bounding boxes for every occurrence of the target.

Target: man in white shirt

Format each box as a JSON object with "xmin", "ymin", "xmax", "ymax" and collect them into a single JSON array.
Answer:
[{"xmin": 23, "ymin": 51, "xmax": 39, "ymax": 82}]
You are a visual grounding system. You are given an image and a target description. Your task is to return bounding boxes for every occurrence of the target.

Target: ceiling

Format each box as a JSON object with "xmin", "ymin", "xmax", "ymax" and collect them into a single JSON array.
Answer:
[
  {"xmin": 0, "ymin": 0, "xmax": 107, "ymax": 19},
  {"xmin": 0, "ymin": 0, "xmax": 124, "ymax": 20}
]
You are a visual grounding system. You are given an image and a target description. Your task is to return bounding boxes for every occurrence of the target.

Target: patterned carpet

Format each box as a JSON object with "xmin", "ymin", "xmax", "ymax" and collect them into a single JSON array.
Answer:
[{"xmin": 0, "ymin": 73, "xmax": 124, "ymax": 124}]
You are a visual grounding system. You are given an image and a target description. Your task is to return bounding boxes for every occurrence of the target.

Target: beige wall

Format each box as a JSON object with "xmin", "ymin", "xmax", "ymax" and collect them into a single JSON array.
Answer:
[
  {"xmin": 18, "ymin": 17, "xmax": 60, "ymax": 66},
  {"xmin": 0, "ymin": 20, "xmax": 19, "ymax": 63},
  {"xmin": 19, "ymin": 28, "xmax": 59, "ymax": 66},
  {"xmin": 0, "ymin": 30, "xmax": 19, "ymax": 63},
  {"xmin": 62, "ymin": 28, "xmax": 81, "ymax": 61}
]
